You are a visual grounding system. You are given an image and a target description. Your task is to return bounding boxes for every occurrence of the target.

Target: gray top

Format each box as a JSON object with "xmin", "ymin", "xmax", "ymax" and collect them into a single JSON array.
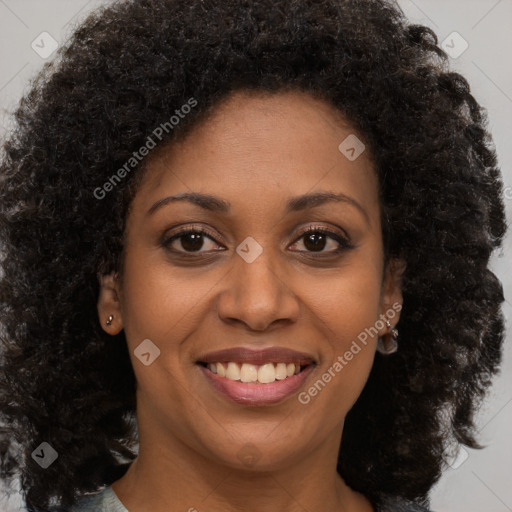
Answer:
[
  {"xmin": 70, "ymin": 486, "xmax": 127, "ymax": 512},
  {"xmin": 70, "ymin": 486, "xmax": 433, "ymax": 512}
]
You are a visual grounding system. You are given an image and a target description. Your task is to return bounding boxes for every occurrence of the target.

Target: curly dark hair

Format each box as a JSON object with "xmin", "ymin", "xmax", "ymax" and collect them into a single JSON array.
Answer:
[{"xmin": 0, "ymin": 0, "xmax": 507, "ymax": 510}]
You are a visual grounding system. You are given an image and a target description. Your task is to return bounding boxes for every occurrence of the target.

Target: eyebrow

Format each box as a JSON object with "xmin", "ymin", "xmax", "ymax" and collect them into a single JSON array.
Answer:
[{"xmin": 147, "ymin": 191, "xmax": 370, "ymax": 225}]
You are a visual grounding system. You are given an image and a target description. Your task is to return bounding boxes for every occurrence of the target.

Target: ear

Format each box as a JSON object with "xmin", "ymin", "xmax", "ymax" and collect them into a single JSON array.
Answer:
[
  {"xmin": 378, "ymin": 257, "xmax": 406, "ymax": 335},
  {"xmin": 97, "ymin": 271, "xmax": 123, "ymax": 335}
]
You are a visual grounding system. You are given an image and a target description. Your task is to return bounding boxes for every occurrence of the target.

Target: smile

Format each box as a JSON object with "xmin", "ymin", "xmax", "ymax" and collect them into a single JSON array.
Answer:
[
  {"xmin": 197, "ymin": 361, "xmax": 315, "ymax": 406},
  {"xmin": 199, "ymin": 361, "xmax": 305, "ymax": 384}
]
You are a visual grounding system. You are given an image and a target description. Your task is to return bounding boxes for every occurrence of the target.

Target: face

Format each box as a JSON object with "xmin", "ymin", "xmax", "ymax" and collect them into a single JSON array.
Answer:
[{"xmin": 98, "ymin": 90, "xmax": 403, "ymax": 472}]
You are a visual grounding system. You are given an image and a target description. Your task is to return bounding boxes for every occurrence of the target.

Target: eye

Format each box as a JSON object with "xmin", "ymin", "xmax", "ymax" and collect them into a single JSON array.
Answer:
[
  {"xmin": 162, "ymin": 227, "xmax": 224, "ymax": 254},
  {"xmin": 289, "ymin": 226, "xmax": 353, "ymax": 254},
  {"xmin": 162, "ymin": 224, "xmax": 353, "ymax": 256}
]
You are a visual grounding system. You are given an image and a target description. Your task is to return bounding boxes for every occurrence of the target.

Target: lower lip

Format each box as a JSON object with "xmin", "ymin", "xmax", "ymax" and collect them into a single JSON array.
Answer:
[{"xmin": 198, "ymin": 364, "xmax": 315, "ymax": 406}]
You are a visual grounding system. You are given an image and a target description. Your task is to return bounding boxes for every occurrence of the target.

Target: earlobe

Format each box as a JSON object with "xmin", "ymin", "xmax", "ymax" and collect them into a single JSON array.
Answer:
[
  {"xmin": 380, "ymin": 257, "xmax": 406, "ymax": 327},
  {"xmin": 376, "ymin": 258, "xmax": 405, "ymax": 354},
  {"xmin": 97, "ymin": 271, "xmax": 123, "ymax": 335}
]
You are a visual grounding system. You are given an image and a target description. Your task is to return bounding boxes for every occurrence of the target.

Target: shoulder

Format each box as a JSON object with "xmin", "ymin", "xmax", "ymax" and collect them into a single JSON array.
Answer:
[
  {"xmin": 377, "ymin": 494, "xmax": 434, "ymax": 512},
  {"xmin": 69, "ymin": 486, "xmax": 128, "ymax": 512}
]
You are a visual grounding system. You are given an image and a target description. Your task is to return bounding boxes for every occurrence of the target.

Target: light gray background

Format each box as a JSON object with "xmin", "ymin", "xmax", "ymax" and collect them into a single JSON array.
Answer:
[{"xmin": 0, "ymin": 1, "xmax": 511, "ymax": 511}]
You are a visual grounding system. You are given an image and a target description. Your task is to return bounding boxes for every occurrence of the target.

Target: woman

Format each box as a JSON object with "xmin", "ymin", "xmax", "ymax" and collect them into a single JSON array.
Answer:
[{"xmin": 0, "ymin": 0, "xmax": 506, "ymax": 511}]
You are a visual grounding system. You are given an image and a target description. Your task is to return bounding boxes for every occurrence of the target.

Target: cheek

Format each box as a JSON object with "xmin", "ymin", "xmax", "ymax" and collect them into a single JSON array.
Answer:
[
  {"xmin": 118, "ymin": 250, "xmax": 210, "ymax": 410},
  {"xmin": 299, "ymin": 257, "xmax": 383, "ymax": 408},
  {"xmin": 119, "ymin": 248, "xmax": 212, "ymax": 346},
  {"xmin": 306, "ymin": 253, "xmax": 383, "ymax": 342}
]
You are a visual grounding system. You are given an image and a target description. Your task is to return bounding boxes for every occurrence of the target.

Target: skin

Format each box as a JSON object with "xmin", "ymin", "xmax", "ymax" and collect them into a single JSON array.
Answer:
[{"xmin": 97, "ymin": 90, "xmax": 404, "ymax": 512}]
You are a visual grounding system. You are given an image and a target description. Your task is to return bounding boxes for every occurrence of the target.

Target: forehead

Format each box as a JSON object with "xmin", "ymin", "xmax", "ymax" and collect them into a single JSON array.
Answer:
[{"xmin": 133, "ymin": 90, "xmax": 379, "ymax": 223}]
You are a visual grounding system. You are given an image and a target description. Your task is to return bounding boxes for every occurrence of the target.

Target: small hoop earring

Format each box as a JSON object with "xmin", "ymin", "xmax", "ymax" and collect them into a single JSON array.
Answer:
[
  {"xmin": 105, "ymin": 315, "xmax": 114, "ymax": 327},
  {"xmin": 377, "ymin": 318, "xmax": 399, "ymax": 355}
]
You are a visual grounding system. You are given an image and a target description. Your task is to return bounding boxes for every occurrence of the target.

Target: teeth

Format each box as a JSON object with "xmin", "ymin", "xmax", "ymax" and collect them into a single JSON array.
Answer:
[
  {"xmin": 226, "ymin": 362, "xmax": 241, "ymax": 380},
  {"xmin": 275, "ymin": 363, "xmax": 288, "ymax": 380},
  {"xmin": 205, "ymin": 362, "xmax": 305, "ymax": 384},
  {"xmin": 240, "ymin": 364, "xmax": 258, "ymax": 383},
  {"xmin": 216, "ymin": 362, "xmax": 226, "ymax": 377},
  {"xmin": 258, "ymin": 363, "xmax": 276, "ymax": 384}
]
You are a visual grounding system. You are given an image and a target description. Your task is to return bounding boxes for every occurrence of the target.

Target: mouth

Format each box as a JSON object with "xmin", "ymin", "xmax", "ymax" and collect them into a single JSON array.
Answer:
[
  {"xmin": 197, "ymin": 360, "xmax": 312, "ymax": 384},
  {"xmin": 196, "ymin": 347, "xmax": 317, "ymax": 406}
]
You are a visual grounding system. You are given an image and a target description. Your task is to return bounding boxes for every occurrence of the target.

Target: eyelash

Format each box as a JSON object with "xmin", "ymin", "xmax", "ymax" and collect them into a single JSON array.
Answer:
[{"xmin": 161, "ymin": 224, "xmax": 354, "ymax": 257}]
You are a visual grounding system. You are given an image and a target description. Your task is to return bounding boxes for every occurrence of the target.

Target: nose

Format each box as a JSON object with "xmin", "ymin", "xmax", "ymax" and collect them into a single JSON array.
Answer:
[{"xmin": 216, "ymin": 245, "xmax": 300, "ymax": 332}]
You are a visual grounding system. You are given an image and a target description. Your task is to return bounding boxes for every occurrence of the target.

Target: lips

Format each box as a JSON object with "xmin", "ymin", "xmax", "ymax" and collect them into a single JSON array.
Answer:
[
  {"xmin": 196, "ymin": 346, "xmax": 316, "ymax": 366},
  {"xmin": 196, "ymin": 346, "xmax": 317, "ymax": 406}
]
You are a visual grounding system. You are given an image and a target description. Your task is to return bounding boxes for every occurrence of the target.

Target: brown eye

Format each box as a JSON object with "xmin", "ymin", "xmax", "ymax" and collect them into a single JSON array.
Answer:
[
  {"xmin": 163, "ymin": 229, "xmax": 223, "ymax": 254},
  {"xmin": 302, "ymin": 231, "xmax": 329, "ymax": 252},
  {"xmin": 289, "ymin": 227, "xmax": 353, "ymax": 254}
]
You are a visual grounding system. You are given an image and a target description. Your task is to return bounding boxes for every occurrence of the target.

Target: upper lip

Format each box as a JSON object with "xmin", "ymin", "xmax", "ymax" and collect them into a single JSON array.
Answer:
[{"xmin": 197, "ymin": 347, "xmax": 316, "ymax": 366}]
